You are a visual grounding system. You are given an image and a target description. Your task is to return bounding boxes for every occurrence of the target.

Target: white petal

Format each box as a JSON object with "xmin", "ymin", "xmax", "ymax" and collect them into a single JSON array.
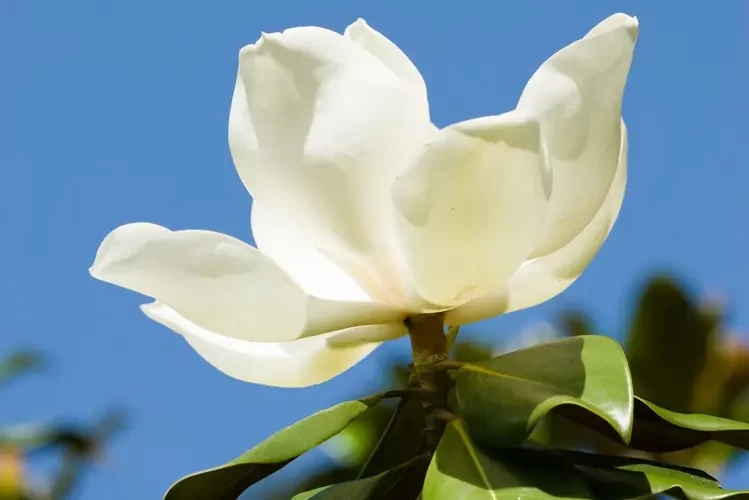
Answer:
[
  {"xmin": 91, "ymin": 223, "xmax": 406, "ymax": 342},
  {"xmin": 344, "ymin": 19, "xmax": 427, "ymax": 99},
  {"xmin": 518, "ymin": 13, "xmax": 637, "ymax": 257},
  {"xmin": 230, "ymin": 25, "xmax": 432, "ymax": 304},
  {"xmin": 446, "ymin": 121, "xmax": 628, "ymax": 325},
  {"xmin": 142, "ymin": 302, "xmax": 407, "ymax": 387},
  {"xmin": 250, "ymin": 204, "xmax": 372, "ymax": 302},
  {"xmin": 392, "ymin": 111, "xmax": 550, "ymax": 307}
]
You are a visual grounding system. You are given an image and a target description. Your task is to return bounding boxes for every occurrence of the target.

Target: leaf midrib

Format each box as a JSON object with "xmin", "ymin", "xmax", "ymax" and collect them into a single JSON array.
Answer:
[
  {"xmin": 453, "ymin": 420, "xmax": 498, "ymax": 499},
  {"xmin": 460, "ymin": 363, "xmax": 578, "ymax": 398}
]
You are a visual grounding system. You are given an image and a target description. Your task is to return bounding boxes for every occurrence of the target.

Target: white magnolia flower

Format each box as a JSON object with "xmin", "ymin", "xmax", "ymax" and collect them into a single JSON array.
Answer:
[{"xmin": 91, "ymin": 14, "xmax": 637, "ymax": 387}]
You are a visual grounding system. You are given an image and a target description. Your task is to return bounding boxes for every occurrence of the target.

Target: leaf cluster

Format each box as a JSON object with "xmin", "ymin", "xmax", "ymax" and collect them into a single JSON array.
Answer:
[{"xmin": 165, "ymin": 275, "xmax": 749, "ymax": 499}]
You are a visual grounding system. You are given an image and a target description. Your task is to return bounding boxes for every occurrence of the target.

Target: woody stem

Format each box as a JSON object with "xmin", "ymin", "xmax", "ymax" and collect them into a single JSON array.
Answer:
[{"xmin": 405, "ymin": 313, "xmax": 452, "ymax": 451}]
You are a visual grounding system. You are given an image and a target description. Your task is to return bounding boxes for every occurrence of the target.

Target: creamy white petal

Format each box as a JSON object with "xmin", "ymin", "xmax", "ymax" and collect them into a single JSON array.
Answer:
[
  {"xmin": 91, "ymin": 223, "xmax": 406, "ymax": 342},
  {"xmin": 344, "ymin": 19, "xmax": 427, "ymax": 98},
  {"xmin": 518, "ymin": 13, "xmax": 637, "ymax": 257},
  {"xmin": 230, "ymin": 25, "xmax": 432, "ymax": 304},
  {"xmin": 142, "ymin": 302, "xmax": 407, "ymax": 388},
  {"xmin": 446, "ymin": 121, "xmax": 628, "ymax": 325},
  {"xmin": 392, "ymin": 111, "xmax": 550, "ymax": 308},
  {"xmin": 249, "ymin": 204, "xmax": 373, "ymax": 302}
]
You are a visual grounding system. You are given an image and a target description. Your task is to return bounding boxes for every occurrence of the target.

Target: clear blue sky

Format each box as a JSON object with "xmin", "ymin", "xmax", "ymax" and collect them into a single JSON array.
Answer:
[{"xmin": 1, "ymin": 1, "xmax": 746, "ymax": 498}]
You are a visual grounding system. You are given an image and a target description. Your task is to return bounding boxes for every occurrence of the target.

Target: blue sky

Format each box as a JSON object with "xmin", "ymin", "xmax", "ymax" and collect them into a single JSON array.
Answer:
[{"xmin": 1, "ymin": 0, "xmax": 746, "ymax": 498}]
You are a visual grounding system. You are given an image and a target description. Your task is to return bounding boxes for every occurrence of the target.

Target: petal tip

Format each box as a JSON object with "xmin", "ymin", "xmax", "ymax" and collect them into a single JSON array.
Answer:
[
  {"xmin": 611, "ymin": 12, "xmax": 640, "ymax": 39},
  {"xmin": 139, "ymin": 301, "xmax": 156, "ymax": 314},
  {"xmin": 243, "ymin": 31, "xmax": 277, "ymax": 56},
  {"xmin": 344, "ymin": 18, "xmax": 371, "ymax": 39},
  {"xmin": 588, "ymin": 13, "xmax": 639, "ymax": 42},
  {"xmin": 140, "ymin": 302, "xmax": 173, "ymax": 329},
  {"xmin": 623, "ymin": 14, "xmax": 639, "ymax": 39}
]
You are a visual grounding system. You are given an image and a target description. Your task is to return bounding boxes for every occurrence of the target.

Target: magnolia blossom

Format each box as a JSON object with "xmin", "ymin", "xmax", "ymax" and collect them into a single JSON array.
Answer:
[{"xmin": 91, "ymin": 14, "xmax": 637, "ymax": 387}]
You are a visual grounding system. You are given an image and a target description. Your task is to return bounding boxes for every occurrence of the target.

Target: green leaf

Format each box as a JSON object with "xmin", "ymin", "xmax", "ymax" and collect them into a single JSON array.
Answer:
[
  {"xmin": 626, "ymin": 276, "xmax": 713, "ymax": 413},
  {"xmin": 564, "ymin": 448, "xmax": 749, "ymax": 499},
  {"xmin": 164, "ymin": 396, "xmax": 381, "ymax": 500},
  {"xmin": 292, "ymin": 455, "xmax": 429, "ymax": 500},
  {"xmin": 627, "ymin": 396, "xmax": 749, "ymax": 452},
  {"xmin": 454, "ymin": 336, "xmax": 633, "ymax": 447},
  {"xmin": 424, "ymin": 420, "xmax": 749, "ymax": 499},
  {"xmin": 353, "ymin": 396, "xmax": 427, "ymax": 478},
  {"xmin": 423, "ymin": 420, "xmax": 592, "ymax": 499},
  {"xmin": 291, "ymin": 475, "xmax": 385, "ymax": 500}
]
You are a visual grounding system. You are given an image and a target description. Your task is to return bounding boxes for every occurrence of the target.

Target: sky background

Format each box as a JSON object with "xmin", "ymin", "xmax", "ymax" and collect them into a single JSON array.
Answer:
[{"xmin": 1, "ymin": 0, "xmax": 747, "ymax": 498}]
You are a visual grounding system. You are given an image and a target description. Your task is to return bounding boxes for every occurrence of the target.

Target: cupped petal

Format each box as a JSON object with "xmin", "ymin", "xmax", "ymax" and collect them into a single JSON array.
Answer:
[
  {"xmin": 446, "ymin": 121, "xmax": 628, "ymax": 325},
  {"xmin": 343, "ymin": 19, "xmax": 427, "ymax": 99},
  {"xmin": 230, "ymin": 23, "xmax": 432, "ymax": 304},
  {"xmin": 391, "ymin": 111, "xmax": 550, "ymax": 308},
  {"xmin": 142, "ymin": 302, "xmax": 407, "ymax": 387},
  {"xmin": 90, "ymin": 223, "xmax": 406, "ymax": 343},
  {"xmin": 518, "ymin": 13, "xmax": 637, "ymax": 257},
  {"xmin": 249, "ymin": 205, "xmax": 373, "ymax": 302}
]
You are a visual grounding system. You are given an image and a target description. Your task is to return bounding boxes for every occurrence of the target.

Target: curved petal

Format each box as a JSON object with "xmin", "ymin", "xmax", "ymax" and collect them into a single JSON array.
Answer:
[
  {"xmin": 343, "ymin": 19, "xmax": 427, "ymax": 99},
  {"xmin": 91, "ymin": 223, "xmax": 406, "ymax": 342},
  {"xmin": 392, "ymin": 111, "xmax": 550, "ymax": 308},
  {"xmin": 446, "ymin": 121, "xmax": 628, "ymax": 325},
  {"xmin": 249, "ymin": 204, "xmax": 373, "ymax": 302},
  {"xmin": 518, "ymin": 13, "xmax": 637, "ymax": 257},
  {"xmin": 230, "ymin": 24, "xmax": 432, "ymax": 304},
  {"xmin": 142, "ymin": 302, "xmax": 407, "ymax": 387}
]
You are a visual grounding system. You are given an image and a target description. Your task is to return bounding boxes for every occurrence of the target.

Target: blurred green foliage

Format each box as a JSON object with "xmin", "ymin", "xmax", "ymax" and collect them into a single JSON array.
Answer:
[{"xmin": 0, "ymin": 351, "xmax": 125, "ymax": 500}]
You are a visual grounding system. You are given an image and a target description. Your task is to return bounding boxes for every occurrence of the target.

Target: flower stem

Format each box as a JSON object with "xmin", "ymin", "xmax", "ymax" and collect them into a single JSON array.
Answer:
[{"xmin": 405, "ymin": 313, "xmax": 453, "ymax": 451}]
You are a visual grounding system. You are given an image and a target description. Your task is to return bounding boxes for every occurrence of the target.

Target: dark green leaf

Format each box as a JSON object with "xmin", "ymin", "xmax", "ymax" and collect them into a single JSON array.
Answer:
[
  {"xmin": 292, "ymin": 455, "xmax": 428, "ymax": 500},
  {"xmin": 354, "ymin": 396, "xmax": 426, "ymax": 477},
  {"xmin": 291, "ymin": 474, "xmax": 385, "ymax": 500},
  {"xmin": 452, "ymin": 337, "xmax": 495, "ymax": 363},
  {"xmin": 564, "ymin": 448, "xmax": 749, "ymax": 499},
  {"xmin": 627, "ymin": 396, "xmax": 749, "ymax": 452},
  {"xmin": 424, "ymin": 420, "xmax": 749, "ymax": 499},
  {"xmin": 626, "ymin": 276, "xmax": 713, "ymax": 412},
  {"xmin": 454, "ymin": 336, "xmax": 633, "ymax": 446},
  {"xmin": 164, "ymin": 396, "xmax": 381, "ymax": 500}
]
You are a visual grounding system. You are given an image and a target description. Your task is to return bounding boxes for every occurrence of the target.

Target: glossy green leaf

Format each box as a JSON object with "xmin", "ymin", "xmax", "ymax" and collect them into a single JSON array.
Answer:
[
  {"xmin": 564, "ymin": 448, "xmax": 749, "ymax": 499},
  {"xmin": 626, "ymin": 276, "xmax": 713, "ymax": 413},
  {"xmin": 424, "ymin": 420, "xmax": 749, "ymax": 499},
  {"xmin": 292, "ymin": 455, "xmax": 428, "ymax": 500},
  {"xmin": 164, "ymin": 396, "xmax": 381, "ymax": 500},
  {"xmin": 423, "ymin": 419, "xmax": 593, "ymax": 499},
  {"xmin": 627, "ymin": 396, "xmax": 749, "ymax": 452},
  {"xmin": 291, "ymin": 474, "xmax": 385, "ymax": 500},
  {"xmin": 454, "ymin": 336, "xmax": 633, "ymax": 446}
]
